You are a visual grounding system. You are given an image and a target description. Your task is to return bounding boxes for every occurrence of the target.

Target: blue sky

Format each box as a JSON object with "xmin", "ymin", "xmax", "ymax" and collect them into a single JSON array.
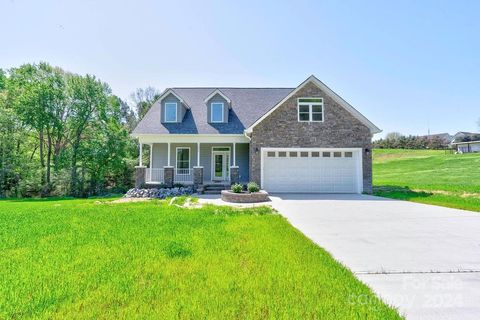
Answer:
[{"xmin": 1, "ymin": 0, "xmax": 479, "ymax": 138}]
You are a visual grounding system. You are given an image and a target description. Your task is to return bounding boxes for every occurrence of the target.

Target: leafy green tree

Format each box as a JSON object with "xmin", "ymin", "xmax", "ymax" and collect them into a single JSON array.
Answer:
[
  {"xmin": 66, "ymin": 74, "xmax": 110, "ymax": 196},
  {"xmin": 0, "ymin": 62, "xmax": 137, "ymax": 198},
  {"xmin": 7, "ymin": 63, "xmax": 67, "ymax": 194}
]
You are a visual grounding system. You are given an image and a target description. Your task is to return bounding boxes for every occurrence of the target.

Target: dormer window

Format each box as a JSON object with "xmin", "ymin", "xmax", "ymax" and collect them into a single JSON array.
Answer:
[
  {"xmin": 211, "ymin": 102, "xmax": 224, "ymax": 123},
  {"xmin": 298, "ymin": 98, "xmax": 323, "ymax": 122},
  {"xmin": 165, "ymin": 102, "xmax": 177, "ymax": 122}
]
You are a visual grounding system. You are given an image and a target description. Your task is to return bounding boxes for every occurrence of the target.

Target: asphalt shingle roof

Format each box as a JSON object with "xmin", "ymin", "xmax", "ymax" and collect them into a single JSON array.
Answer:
[{"xmin": 132, "ymin": 88, "xmax": 294, "ymax": 135}]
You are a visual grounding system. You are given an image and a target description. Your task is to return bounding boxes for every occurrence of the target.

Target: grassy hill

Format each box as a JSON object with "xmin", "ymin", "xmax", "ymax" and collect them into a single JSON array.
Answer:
[{"xmin": 373, "ymin": 149, "xmax": 480, "ymax": 212}]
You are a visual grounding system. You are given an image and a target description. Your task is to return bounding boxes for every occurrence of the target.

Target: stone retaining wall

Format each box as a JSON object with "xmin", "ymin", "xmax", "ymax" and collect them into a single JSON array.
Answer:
[{"xmin": 221, "ymin": 190, "xmax": 270, "ymax": 203}]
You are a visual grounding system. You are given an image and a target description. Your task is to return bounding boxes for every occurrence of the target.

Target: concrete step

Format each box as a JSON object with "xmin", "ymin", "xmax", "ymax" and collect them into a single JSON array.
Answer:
[
  {"xmin": 203, "ymin": 190, "xmax": 223, "ymax": 195},
  {"xmin": 204, "ymin": 186, "xmax": 226, "ymax": 190}
]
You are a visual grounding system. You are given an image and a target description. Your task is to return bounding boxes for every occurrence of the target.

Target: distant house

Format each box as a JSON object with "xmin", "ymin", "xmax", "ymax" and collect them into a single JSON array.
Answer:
[
  {"xmin": 452, "ymin": 132, "xmax": 480, "ymax": 142},
  {"xmin": 421, "ymin": 131, "xmax": 480, "ymax": 148},
  {"xmin": 452, "ymin": 140, "xmax": 480, "ymax": 153},
  {"xmin": 419, "ymin": 133, "xmax": 453, "ymax": 144}
]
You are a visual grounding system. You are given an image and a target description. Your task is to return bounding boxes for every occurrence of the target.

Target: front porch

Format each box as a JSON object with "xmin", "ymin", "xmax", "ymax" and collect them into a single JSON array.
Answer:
[{"xmin": 134, "ymin": 137, "xmax": 250, "ymax": 188}]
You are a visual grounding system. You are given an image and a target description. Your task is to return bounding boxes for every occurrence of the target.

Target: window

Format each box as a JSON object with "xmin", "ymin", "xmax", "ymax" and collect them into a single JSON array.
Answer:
[
  {"xmin": 267, "ymin": 151, "xmax": 276, "ymax": 157},
  {"xmin": 278, "ymin": 151, "xmax": 287, "ymax": 157},
  {"xmin": 311, "ymin": 151, "xmax": 320, "ymax": 157},
  {"xmin": 176, "ymin": 148, "xmax": 190, "ymax": 171},
  {"xmin": 298, "ymin": 98, "xmax": 323, "ymax": 122},
  {"xmin": 164, "ymin": 102, "xmax": 177, "ymax": 122},
  {"xmin": 322, "ymin": 152, "xmax": 330, "ymax": 157},
  {"xmin": 211, "ymin": 102, "xmax": 224, "ymax": 123},
  {"xmin": 289, "ymin": 151, "xmax": 298, "ymax": 157},
  {"xmin": 300, "ymin": 151, "xmax": 309, "ymax": 157},
  {"xmin": 345, "ymin": 152, "xmax": 353, "ymax": 158},
  {"xmin": 334, "ymin": 152, "xmax": 342, "ymax": 158}
]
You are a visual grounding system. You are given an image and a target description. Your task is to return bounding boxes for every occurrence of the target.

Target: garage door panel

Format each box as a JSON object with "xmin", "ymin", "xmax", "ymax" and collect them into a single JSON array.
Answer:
[{"xmin": 263, "ymin": 149, "xmax": 360, "ymax": 193}]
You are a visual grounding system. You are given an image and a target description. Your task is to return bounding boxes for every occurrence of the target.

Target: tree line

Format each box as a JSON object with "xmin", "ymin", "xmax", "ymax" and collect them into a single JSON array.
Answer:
[
  {"xmin": 373, "ymin": 132, "xmax": 450, "ymax": 150},
  {"xmin": 0, "ymin": 62, "xmax": 158, "ymax": 198}
]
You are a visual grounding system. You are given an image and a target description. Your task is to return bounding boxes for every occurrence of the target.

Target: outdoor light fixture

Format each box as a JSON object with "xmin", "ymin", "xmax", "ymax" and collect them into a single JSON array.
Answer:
[{"xmin": 365, "ymin": 148, "xmax": 371, "ymax": 155}]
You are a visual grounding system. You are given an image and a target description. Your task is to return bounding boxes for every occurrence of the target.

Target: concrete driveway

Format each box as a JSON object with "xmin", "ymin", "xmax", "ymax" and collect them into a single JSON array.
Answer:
[{"xmin": 270, "ymin": 194, "xmax": 480, "ymax": 320}]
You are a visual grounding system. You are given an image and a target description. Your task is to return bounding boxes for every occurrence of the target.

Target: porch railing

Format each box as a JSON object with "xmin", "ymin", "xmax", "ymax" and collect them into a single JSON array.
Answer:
[
  {"xmin": 145, "ymin": 168, "xmax": 165, "ymax": 184},
  {"xmin": 174, "ymin": 168, "xmax": 193, "ymax": 184},
  {"xmin": 145, "ymin": 167, "xmax": 193, "ymax": 184}
]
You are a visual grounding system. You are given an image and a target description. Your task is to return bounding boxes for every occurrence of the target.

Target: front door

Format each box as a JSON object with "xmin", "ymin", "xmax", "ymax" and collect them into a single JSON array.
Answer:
[{"xmin": 212, "ymin": 151, "xmax": 230, "ymax": 181}]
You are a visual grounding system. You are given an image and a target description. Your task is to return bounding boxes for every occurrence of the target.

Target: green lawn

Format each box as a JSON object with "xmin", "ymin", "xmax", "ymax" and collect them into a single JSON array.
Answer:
[
  {"xmin": 0, "ymin": 198, "xmax": 400, "ymax": 319},
  {"xmin": 373, "ymin": 149, "xmax": 480, "ymax": 211}
]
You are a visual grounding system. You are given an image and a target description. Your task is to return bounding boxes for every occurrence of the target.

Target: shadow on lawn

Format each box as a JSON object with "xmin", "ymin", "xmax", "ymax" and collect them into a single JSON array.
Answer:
[{"xmin": 373, "ymin": 185, "xmax": 434, "ymax": 201}]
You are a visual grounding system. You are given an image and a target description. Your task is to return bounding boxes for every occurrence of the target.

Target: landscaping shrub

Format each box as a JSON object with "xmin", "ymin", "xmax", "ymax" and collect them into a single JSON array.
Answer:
[
  {"xmin": 247, "ymin": 182, "xmax": 260, "ymax": 193},
  {"xmin": 231, "ymin": 183, "xmax": 243, "ymax": 193}
]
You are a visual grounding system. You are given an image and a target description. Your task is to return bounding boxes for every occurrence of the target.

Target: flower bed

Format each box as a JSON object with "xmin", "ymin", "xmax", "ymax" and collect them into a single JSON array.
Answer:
[
  {"xmin": 221, "ymin": 190, "xmax": 270, "ymax": 203},
  {"xmin": 125, "ymin": 187, "xmax": 194, "ymax": 199}
]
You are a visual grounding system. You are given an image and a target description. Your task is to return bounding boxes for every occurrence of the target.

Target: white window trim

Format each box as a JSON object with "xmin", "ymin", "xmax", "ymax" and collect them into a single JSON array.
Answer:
[
  {"xmin": 164, "ymin": 102, "xmax": 178, "ymax": 123},
  {"xmin": 210, "ymin": 102, "xmax": 224, "ymax": 123},
  {"xmin": 175, "ymin": 147, "xmax": 190, "ymax": 173},
  {"xmin": 297, "ymin": 97, "xmax": 324, "ymax": 122}
]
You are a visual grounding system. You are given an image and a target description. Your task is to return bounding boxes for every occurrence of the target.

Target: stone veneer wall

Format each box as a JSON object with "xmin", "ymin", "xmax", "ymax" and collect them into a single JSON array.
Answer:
[{"xmin": 249, "ymin": 81, "xmax": 373, "ymax": 193}]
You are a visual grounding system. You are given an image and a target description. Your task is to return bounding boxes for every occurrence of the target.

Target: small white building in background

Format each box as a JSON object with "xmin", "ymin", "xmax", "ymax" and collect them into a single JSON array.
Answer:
[{"xmin": 452, "ymin": 140, "xmax": 480, "ymax": 153}]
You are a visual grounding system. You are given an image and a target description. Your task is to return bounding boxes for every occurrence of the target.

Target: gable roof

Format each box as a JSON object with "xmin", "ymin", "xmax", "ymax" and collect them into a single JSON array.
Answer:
[
  {"xmin": 157, "ymin": 89, "xmax": 190, "ymax": 108},
  {"xmin": 245, "ymin": 75, "xmax": 381, "ymax": 134},
  {"xmin": 132, "ymin": 87, "xmax": 294, "ymax": 135},
  {"xmin": 204, "ymin": 89, "xmax": 231, "ymax": 105}
]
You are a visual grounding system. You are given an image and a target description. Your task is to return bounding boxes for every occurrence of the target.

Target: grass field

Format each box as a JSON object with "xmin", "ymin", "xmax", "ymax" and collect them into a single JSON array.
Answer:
[
  {"xmin": 0, "ymin": 198, "xmax": 401, "ymax": 319},
  {"xmin": 373, "ymin": 149, "xmax": 480, "ymax": 211}
]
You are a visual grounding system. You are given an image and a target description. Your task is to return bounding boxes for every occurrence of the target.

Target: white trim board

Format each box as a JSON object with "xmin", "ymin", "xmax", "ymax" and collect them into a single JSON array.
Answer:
[
  {"xmin": 204, "ymin": 89, "xmax": 231, "ymax": 105},
  {"xmin": 245, "ymin": 75, "xmax": 381, "ymax": 134},
  {"xmin": 134, "ymin": 134, "xmax": 250, "ymax": 144},
  {"xmin": 451, "ymin": 140, "xmax": 480, "ymax": 145},
  {"xmin": 156, "ymin": 89, "xmax": 190, "ymax": 109}
]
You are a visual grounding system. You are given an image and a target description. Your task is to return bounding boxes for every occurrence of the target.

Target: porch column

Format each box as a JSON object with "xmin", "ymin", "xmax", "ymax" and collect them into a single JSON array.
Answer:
[
  {"xmin": 230, "ymin": 166, "xmax": 239, "ymax": 185},
  {"xmin": 167, "ymin": 142, "xmax": 171, "ymax": 166},
  {"xmin": 164, "ymin": 166, "xmax": 174, "ymax": 187},
  {"xmin": 230, "ymin": 142, "xmax": 239, "ymax": 184},
  {"xmin": 135, "ymin": 166, "xmax": 146, "ymax": 188},
  {"xmin": 193, "ymin": 142, "xmax": 203, "ymax": 190},
  {"xmin": 197, "ymin": 142, "xmax": 200, "ymax": 166},
  {"xmin": 149, "ymin": 143, "xmax": 153, "ymax": 179},
  {"xmin": 233, "ymin": 142, "xmax": 236, "ymax": 166},
  {"xmin": 135, "ymin": 141, "xmax": 146, "ymax": 187}
]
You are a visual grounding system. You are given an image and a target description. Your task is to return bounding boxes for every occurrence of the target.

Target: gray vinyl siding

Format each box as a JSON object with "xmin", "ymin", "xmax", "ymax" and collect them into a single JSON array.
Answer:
[
  {"xmin": 235, "ymin": 143, "xmax": 249, "ymax": 182},
  {"xmin": 151, "ymin": 143, "xmax": 168, "ymax": 168},
  {"xmin": 206, "ymin": 94, "xmax": 229, "ymax": 123},
  {"xmin": 151, "ymin": 142, "xmax": 249, "ymax": 182},
  {"xmin": 160, "ymin": 93, "xmax": 187, "ymax": 123}
]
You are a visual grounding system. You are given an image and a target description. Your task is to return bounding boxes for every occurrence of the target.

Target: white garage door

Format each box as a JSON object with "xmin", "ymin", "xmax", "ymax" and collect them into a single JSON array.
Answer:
[{"xmin": 262, "ymin": 149, "xmax": 362, "ymax": 193}]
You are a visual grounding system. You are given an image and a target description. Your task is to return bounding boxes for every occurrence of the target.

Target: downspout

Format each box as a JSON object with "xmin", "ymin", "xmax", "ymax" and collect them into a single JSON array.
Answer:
[{"xmin": 243, "ymin": 129, "xmax": 252, "ymax": 141}]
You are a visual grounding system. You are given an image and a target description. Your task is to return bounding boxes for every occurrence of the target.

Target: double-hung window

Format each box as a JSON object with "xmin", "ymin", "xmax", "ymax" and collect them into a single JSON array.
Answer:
[
  {"xmin": 298, "ymin": 98, "xmax": 323, "ymax": 122},
  {"xmin": 211, "ymin": 102, "xmax": 224, "ymax": 123},
  {"xmin": 164, "ymin": 102, "xmax": 177, "ymax": 122},
  {"xmin": 176, "ymin": 148, "xmax": 190, "ymax": 174}
]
